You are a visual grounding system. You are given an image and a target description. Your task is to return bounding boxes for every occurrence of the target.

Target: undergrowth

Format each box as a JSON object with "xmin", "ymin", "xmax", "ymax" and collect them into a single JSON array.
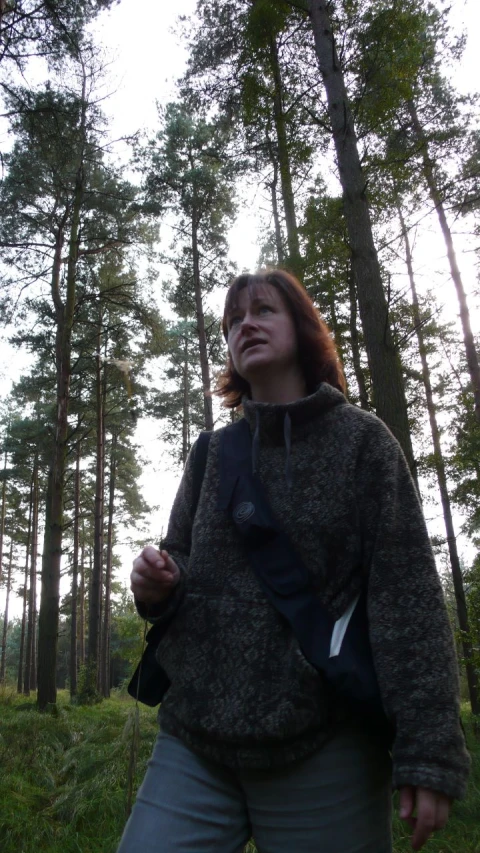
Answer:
[
  {"xmin": 0, "ymin": 687, "xmax": 157, "ymax": 853},
  {"xmin": 0, "ymin": 687, "xmax": 478, "ymax": 853}
]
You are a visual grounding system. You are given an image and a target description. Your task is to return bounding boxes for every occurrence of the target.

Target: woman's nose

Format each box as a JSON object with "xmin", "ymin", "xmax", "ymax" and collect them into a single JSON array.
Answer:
[{"xmin": 240, "ymin": 312, "xmax": 257, "ymax": 330}]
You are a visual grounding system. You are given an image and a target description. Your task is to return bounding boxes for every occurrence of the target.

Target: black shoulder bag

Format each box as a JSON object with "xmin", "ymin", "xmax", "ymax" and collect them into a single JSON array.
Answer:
[{"xmin": 218, "ymin": 418, "xmax": 392, "ymax": 740}]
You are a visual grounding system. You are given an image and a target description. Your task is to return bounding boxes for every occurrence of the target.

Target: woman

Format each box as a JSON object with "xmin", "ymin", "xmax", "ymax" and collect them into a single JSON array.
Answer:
[{"xmin": 119, "ymin": 270, "xmax": 470, "ymax": 853}]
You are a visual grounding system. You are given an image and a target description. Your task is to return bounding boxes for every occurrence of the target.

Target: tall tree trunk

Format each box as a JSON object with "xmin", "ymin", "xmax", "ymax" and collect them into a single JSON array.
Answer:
[
  {"xmin": 269, "ymin": 156, "xmax": 285, "ymax": 266},
  {"xmin": 17, "ymin": 564, "xmax": 27, "ymax": 694},
  {"xmin": 0, "ymin": 448, "xmax": 6, "ymax": 586},
  {"xmin": 101, "ymin": 432, "xmax": 116, "ymax": 697},
  {"xmin": 192, "ymin": 211, "xmax": 214, "ymax": 431},
  {"xmin": 37, "ymin": 66, "xmax": 87, "ymax": 710},
  {"xmin": 37, "ymin": 456, "xmax": 54, "ymax": 707},
  {"xmin": 18, "ymin": 474, "xmax": 33, "ymax": 693},
  {"xmin": 268, "ymin": 32, "xmax": 302, "ymax": 277},
  {"xmin": 37, "ymin": 218, "xmax": 77, "ymax": 707},
  {"xmin": 0, "ymin": 540, "xmax": 13, "ymax": 682},
  {"xmin": 70, "ymin": 440, "xmax": 81, "ymax": 698},
  {"xmin": 79, "ymin": 521, "xmax": 85, "ymax": 667},
  {"xmin": 87, "ymin": 323, "xmax": 105, "ymax": 695},
  {"xmin": 266, "ymin": 132, "xmax": 285, "ymax": 266},
  {"xmin": 308, "ymin": 1, "xmax": 416, "ymax": 478},
  {"xmin": 182, "ymin": 337, "xmax": 190, "ymax": 466},
  {"xmin": 407, "ymin": 100, "xmax": 480, "ymax": 423},
  {"xmin": 398, "ymin": 202, "xmax": 480, "ymax": 716},
  {"xmin": 24, "ymin": 456, "xmax": 39, "ymax": 694},
  {"xmin": 348, "ymin": 265, "xmax": 370, "ymax": 410}
]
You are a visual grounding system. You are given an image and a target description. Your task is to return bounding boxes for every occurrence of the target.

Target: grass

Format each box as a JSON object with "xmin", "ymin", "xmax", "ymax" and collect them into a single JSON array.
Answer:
[
  {"xmin": 0, "ymin": 686, "xmax": 478, "ymax": 853},
  {"xmin": 0, "ymin": 685, "xmax": 158, "ymax": 853}
]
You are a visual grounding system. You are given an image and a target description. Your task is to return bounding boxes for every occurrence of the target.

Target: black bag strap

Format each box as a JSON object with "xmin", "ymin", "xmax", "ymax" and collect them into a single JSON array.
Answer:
[
  {"xmin": 192, "ymin": 431, "xmax": 212, "ymax": 517},
  {"xmin": 219, "ymin": 418, "xmax": 384, "ymax": 718}
]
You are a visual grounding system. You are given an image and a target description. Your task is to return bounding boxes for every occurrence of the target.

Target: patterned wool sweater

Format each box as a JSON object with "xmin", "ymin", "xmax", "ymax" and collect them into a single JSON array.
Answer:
[{"xmin": 146, "ymin": 384, "xmax": 470, "ymax": 799}]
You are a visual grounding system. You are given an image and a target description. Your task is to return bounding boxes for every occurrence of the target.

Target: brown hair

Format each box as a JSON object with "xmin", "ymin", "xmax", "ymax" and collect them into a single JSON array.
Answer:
[{"xmin": 215, "ymin": 269, "xmax": 346, "ymax": 409}]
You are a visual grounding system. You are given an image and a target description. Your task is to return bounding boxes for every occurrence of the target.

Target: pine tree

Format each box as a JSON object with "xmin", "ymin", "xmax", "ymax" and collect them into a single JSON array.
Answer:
[{"xmin": 137, "ymin": 102, "xmax": 236, "ymax": 431}]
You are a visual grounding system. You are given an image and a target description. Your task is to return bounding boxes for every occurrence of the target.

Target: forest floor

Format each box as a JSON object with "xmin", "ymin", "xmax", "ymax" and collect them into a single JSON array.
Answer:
[{"xmin": 0, "ymin": 687, "xmax": 478, "ymax": 853}]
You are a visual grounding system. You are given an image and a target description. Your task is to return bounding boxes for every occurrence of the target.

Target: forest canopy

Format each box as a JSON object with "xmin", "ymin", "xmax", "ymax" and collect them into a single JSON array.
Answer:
[{"xmin": 0, "ymin": 0, "xmax": 478, "ymax": 721}]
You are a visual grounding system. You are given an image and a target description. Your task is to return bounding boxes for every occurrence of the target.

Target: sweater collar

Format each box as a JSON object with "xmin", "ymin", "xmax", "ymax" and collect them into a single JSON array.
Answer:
[
  {"xmin": 242, "ymin": 382, "xmax": 347, "ymax": 439},
  {"xmin": 242, "ymin": 383, "xmax": 347, "ymax": 489}
]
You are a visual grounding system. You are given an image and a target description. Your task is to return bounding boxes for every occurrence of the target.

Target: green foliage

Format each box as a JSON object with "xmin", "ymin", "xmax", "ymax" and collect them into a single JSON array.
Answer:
[
  {"xmin": 0, "ymin": 690, "xmax": 157, "ymax": 853},
  {"xmin": 0, "ymin": 0, "xmax": 116, "ymax": 74},
  {"xmin": 0, "ymin": 693, "xmax": 478, "ymax": 853},
  {"xmin": 75, "ymin": 663, "xmax": 102, "ymax": 706}
]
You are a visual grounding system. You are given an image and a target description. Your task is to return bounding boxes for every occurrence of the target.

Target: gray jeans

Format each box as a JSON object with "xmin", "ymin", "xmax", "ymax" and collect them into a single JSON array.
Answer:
[{"xmin": 117, "ymin": 726, "xmax": 392, "ymax": 853}]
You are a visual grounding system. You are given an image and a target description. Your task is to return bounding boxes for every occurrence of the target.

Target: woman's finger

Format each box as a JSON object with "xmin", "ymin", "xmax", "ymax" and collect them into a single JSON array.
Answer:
[
  {"xmin": 399, "ymin": 785, "xmax": 415, "ymax": 820},
  {"xmin": 434, "ymin": 794, "xmax": 451, "ymax": 830},
  {"xmin": 141, "ymin": 545, "xmax": 165, "ymax": 567}
]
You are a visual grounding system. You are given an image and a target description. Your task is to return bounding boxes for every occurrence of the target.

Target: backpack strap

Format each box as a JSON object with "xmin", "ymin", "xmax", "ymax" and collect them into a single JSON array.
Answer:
[{"xmin": 192, "ymin": 430, "xmax": 212, "ymax": 517}]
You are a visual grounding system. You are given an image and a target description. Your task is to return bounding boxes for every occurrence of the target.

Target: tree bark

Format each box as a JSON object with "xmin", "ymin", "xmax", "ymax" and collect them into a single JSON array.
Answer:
[
  {"xmin": 37, "ymin": 219, "xmax": 76, "ymax": 708},
  {"xmin": 0, "ymin": 449, "xmax": 6, "ymax": 586},
  {"xmin": 348, "ymin": 264, "xmax": 370, "ymax": 410},
  {"xmin": 269, "ymin": 155, "xmax": 285, "ymax": 265},
  {"xmin": 37, "ymin": 64, "xmax": 87, "ymax": 710},
  {"xmin": 192, "ymin": 211, "xmax": 214, "ymax": 431},
  {"xmin": 101, "ymin": 432, "xmax": 116, "ymax": 697},
  {"xmin": 18, "ymin": 473, "xmax": 33, "ymax": 693},
  {"xmin": 24, "ymin": 455, "xmax": 38, "ymax": 694},
  {"xmin": 0, "ymin": 540, "xmax": 13, "ymax": 683},
  {"xmin": 268, "ymin": 32, "xmax": 302, "ymax": 277},
  {"xmin": 407, "ymin": 100, "xmax": 480, "ymax": 423},
  {"xmin": 398, "ymin": 202, "xmax": 480, "ymax": 716},
  {"xmin": 308, "ymin": 1, "xmax": 416, "ymax": 478},
  {"xmin": 79, "ymin": 520, "xmax": 85, "ymax": 668},
  {"xmin": 182, "ymin": 336, "xmax": 190, "ymax": 466},
  {"xmin": 70, "ymin": 440, "xmax": 81, "ymax": 698},
  {"xmin": 87, "ymin": 322, "xmax": 105, "ymax": 695}
]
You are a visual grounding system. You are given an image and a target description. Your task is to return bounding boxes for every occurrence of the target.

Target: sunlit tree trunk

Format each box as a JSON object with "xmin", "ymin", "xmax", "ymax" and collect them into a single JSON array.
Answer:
[
  {"xmin": 192, "ymin": 209, "xmax": 214, "ymax": 431},
  {"xmin": 101, "ymin": 432, "xmax": 116, "ymax": 697},
  {"xmin": 0, "ymin": 540, "xmax": 13, "ymax": 682},
  {"xmin": 24, "ymin": 456, "xmax": 39, "ymax": 694},
  {"xmin": 18, "ymin": 475, "xmax": 33, "ymax": 693},
  {"xmin": 348, "ymin": 265, "xmax": 369, "ymax": 410},
  {"xmin": 79, "ymin": 521, "xmax": 85, "ymax": 668},
  {"xmin": 182, "ymin": 337, "xmax": 190, "ymax": 466},
  {"xmin": 0, "ymin": 449, "xmax": 6, "ymax": 586},
  {"xmin": 70, "ymin": 440, "xmax": 81, "ymax": 698},
  {"xmin": 407, "ymin": 100, "xmax": 480, "ymax": 423},
  {"xmin": 86, "ymin": 322, "xmax": 105, "ymax": 695},
  {"xmin": 17, "ymin": 547, "xmax": 29, "ymax": 693},
  {"xmin": 399, "ymin": 202, "xmax": 480, "ymax": 716}
]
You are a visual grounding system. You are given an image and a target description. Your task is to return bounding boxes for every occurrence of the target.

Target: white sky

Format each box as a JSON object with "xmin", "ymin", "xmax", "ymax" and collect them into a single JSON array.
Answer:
[{"xmin": 1, "ymin": 0, "xmax": 479, "ymax": 617}]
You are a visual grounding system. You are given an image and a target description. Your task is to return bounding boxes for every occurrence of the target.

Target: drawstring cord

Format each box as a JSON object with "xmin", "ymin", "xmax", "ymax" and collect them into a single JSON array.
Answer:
[
  {"xmin": 251, "ymin": 408, "xmax": 293, "ymax": 490},
  {"xmin": 252, "ymin": 409, "xmax": 261, "ymax": 476},
  {"xmin": 283, "ymin": 412, "xmax": 292, "ymax": 490}
]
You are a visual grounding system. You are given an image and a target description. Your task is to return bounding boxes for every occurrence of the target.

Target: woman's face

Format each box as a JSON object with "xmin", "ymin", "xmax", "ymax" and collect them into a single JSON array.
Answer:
[{"xmin": 226, "ymin": 284, "xmax": 300, "ymax": 386}]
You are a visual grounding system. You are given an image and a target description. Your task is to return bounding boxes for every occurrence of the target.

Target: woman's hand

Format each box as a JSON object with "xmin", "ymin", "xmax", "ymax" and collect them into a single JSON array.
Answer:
[
  {"xmin": 399, "ymin": 785, "xmax": 451, "ymax": 850},
  {"xmin": 131, "ymin": 545, "xmax": 180, "ymax": 605}
]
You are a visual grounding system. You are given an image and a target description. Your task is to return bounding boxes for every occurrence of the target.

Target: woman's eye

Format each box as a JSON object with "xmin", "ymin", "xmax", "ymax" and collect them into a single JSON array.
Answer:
[
  {"xmin": 259, "ymin": 304, "xmax": 272, "ymax": 314},
  {"xmin": 229, "ymin": 315, "xmax": 241, "ymax": 327}
]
